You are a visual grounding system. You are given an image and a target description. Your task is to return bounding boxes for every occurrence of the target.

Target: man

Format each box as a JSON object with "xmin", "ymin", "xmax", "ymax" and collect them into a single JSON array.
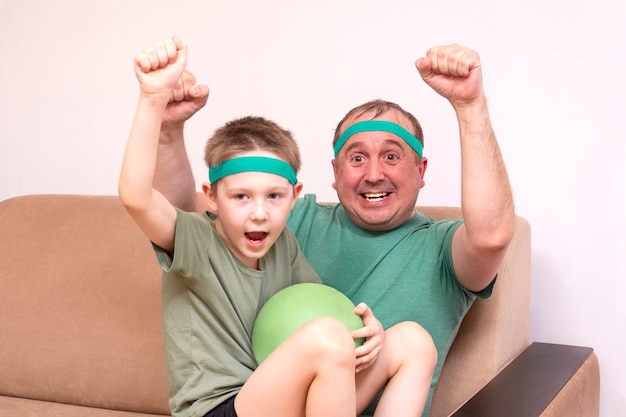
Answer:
[{"xmin": 153, "ymin": 43, "xmax": 515, "ymax": 416}]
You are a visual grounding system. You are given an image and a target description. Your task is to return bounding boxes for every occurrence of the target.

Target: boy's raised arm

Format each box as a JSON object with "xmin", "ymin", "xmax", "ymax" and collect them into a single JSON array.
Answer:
[{"xmin": 119, "ymin": 37, "xmax": 189, "ymax": 252}]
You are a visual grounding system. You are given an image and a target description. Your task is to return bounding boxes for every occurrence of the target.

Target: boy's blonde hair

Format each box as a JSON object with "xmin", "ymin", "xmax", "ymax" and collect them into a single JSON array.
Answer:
[{"xmin": 204, "ymin": 116, "xmax": 301, "ymax": 173}]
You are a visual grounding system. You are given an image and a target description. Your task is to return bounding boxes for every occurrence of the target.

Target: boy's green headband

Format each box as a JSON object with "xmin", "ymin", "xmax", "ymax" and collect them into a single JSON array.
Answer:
[
  {"xmin": 208, "ymin": 156, "xmax": 298, "ymax": 185},
  {"xmin": 334, "ymin": 120, "xmax": 423, "ymax": 158}
]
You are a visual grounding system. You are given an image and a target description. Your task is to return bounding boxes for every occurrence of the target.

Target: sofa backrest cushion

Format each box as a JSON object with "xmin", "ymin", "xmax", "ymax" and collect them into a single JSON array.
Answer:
[{"xmin": 0, "ymin": 195, "xmax": 170, "ymax": 414}]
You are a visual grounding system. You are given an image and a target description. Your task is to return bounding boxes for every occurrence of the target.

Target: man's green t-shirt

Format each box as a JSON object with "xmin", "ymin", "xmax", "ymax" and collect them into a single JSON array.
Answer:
[{"xmin": 287, "ymin": 194, "xmax": 494, "ymax": 415}]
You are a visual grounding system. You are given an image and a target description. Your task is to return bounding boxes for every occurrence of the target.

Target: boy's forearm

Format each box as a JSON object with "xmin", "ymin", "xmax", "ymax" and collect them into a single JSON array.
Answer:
[{"xmin": 119, "ymin": 97, "xmax": 168, "ymax": 212}]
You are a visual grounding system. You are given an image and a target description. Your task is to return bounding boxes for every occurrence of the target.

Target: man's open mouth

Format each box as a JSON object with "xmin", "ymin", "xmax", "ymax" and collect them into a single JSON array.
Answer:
[{"xmin": 362, "ymin": 192, "xmax": 389, "ymax": 202}]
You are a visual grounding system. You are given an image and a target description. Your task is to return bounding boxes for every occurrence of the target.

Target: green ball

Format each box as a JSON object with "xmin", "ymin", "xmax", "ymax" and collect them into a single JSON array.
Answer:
[{"xmin": 252, "ymin": 283, "xmax": 365, "ymax": 364}]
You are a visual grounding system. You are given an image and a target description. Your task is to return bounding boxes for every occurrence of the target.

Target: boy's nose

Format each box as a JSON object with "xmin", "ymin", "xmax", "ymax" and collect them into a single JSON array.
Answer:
[{"xmin": 251, "ymin": 202, "xmax": 269, "ymax": 221}]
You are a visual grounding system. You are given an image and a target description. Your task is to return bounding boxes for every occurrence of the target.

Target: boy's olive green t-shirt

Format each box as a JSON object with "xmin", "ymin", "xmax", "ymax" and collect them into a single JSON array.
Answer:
[
  {"xmin": 154, "ymin": 209, "xmax": 321, "ymax": 417},
  {"xmin": 287, "ymin": 195, "xmax": 494, "ymax": 416}
]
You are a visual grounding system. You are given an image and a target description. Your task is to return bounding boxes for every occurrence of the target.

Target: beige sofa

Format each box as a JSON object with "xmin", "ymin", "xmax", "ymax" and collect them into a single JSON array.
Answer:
[{"xmin": 0, "ymin": 194, "xmax": 599, "ymax": 416}]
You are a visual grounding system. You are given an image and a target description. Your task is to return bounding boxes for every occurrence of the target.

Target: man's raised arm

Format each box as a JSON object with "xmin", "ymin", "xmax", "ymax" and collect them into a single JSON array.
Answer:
[
  {"xmin": 153, "ymin": 70, "xmax": 209, "ymax": 213},
  {"xmin": 416, "ymin": 44, "xmax": 515, "ymax": 292}
]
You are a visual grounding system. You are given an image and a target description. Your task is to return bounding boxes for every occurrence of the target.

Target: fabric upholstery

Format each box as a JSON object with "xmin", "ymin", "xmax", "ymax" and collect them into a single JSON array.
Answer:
[
  {"xmin": 0, "ymin": 195, "xmax": 170, "ymax": 415},
  {"xmin": 0, "ymin": 396, "xmax": 168, "ymax": 417},
  {"xmin": 540, "ymin": 352, "xmax": 601, "ymax": 417}
]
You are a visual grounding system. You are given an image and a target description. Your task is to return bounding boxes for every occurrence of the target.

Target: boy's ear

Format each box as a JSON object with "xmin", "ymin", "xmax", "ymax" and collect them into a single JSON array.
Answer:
[
  {"xmin": 293, "ymin": 182, "xmax": 303, "ymax": 199},
  {"xmin": 202, "ymin": 182, "xmax": 219, "ymax": 213},
  {"xmin": 290, "ymin": 182, "xmax": 303, "ymax": 209}
]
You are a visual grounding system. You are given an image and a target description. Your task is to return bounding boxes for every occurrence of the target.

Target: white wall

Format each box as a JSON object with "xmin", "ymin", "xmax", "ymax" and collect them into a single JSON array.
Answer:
[{"xmin": 1, "ymin": 0, "xmax": 624, "ymax": 415}]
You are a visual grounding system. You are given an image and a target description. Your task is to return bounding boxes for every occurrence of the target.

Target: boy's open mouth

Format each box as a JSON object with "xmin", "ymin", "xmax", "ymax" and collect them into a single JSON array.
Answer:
[{"xmin": 246, "ymin": 231, "xmax": 268, "ymax": 242}]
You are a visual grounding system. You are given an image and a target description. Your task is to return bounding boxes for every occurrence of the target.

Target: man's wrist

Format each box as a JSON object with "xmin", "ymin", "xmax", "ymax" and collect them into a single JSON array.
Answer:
[
  {"xmin": 159, "ymin": 122, "xmax": 185, "ymax": 144},
  {"xmin": 453, "ymin": 94, "xmax": 490, "ymax": 128}
]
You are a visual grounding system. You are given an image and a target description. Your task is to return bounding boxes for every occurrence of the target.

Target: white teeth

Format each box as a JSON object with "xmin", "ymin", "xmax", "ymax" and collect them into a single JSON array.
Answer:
[{"xmin": 363, "ymin": 192, "xmax": 388, "ymax": 200}]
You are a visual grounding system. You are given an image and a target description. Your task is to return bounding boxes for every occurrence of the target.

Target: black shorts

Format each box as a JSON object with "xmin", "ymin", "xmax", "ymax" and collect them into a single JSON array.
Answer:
[{"xmin": 204, "ymin": 395, "xmax": 237, "ymax": 417}]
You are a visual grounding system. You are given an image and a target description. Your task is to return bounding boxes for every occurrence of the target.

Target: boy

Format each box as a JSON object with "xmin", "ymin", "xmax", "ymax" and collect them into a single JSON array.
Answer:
[{"xmin": 119, "ymin": 37, "xmax": 436, "ymax": 417}]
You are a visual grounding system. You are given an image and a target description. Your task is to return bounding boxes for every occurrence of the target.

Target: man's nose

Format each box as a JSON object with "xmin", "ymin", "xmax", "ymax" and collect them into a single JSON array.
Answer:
[{"xmin": 364, "ymin": 159, "xmax": 385, "ymax": 182}]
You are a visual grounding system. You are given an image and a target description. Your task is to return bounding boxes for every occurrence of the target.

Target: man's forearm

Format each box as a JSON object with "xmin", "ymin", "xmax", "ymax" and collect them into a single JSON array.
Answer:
[
  {"xmin": 457, "ymin": 97, "xmax": 515, "ymax": 247},
  {"xmin": 153, "ymin": 126, "xmax": 198, "ymax": 212}
]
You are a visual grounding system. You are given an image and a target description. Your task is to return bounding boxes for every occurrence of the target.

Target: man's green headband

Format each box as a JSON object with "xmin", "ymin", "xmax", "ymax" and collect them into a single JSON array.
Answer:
[
  {"xmin": 208, "ymin": 156, "xmax": 298, "ymax": 185},
  {"xmin": 334, "ymin": 120, "xmax": 423, "ymax": 158}
]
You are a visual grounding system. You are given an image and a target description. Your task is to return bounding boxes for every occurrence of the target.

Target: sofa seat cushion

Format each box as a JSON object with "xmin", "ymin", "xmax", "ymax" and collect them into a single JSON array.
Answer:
[{"xmin": 0, "ymin": 395, "xmax": 169, "ymax": 417}]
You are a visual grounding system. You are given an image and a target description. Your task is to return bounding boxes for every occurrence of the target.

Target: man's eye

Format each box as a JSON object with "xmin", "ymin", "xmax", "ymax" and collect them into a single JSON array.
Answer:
[
  {"xmin": 384, "ymin": 154, "xmax": 399, "ymax": 162},
  {"xmin": 351, "ymin": 155, "xmax": 364, "ymax": 163}
]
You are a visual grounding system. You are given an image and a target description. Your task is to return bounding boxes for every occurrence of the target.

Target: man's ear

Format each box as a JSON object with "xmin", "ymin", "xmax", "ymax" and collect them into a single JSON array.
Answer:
[
  {"xmin": 418, "ymin": 157, "xmax": 428, "ymax": 189},
  {"xmin": 202, "ymin": 182, "xmax": 219, "ymax": 213},
  {"xmin": 331, "ymin": 159, "xmax": 337, "ymax": 190}
]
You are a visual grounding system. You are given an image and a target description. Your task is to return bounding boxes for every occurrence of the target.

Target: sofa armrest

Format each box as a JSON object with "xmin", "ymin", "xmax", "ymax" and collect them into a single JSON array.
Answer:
[{"xmin": 450, "ymin": 342, "xmax": 600, "ymax": 417}]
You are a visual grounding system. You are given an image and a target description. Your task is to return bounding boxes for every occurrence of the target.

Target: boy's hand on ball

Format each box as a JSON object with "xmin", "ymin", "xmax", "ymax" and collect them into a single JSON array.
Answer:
[{"xmin": 353, "ymin": 302, "xmax": 384, "ymax": 373}]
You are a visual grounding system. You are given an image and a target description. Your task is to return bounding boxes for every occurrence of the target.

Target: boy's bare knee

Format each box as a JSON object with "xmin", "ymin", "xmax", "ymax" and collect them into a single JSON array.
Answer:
[
  {"xmin": 391, "ymin": 321, "xmax": 438, "ymax": 367},
  {"xmin": 300, "ymin": 317, "xmax": 356, "ymax": 366}
]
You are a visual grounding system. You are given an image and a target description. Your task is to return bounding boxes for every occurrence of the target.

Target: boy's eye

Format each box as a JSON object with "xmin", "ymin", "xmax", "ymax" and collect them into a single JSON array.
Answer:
[
  {"xmin": 234, "ymin": 194, "xmax": 248, "ymax": 200},
  {"xmin": 268, "ymin": 193, "xmax": 280, "ymax": 200}
]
